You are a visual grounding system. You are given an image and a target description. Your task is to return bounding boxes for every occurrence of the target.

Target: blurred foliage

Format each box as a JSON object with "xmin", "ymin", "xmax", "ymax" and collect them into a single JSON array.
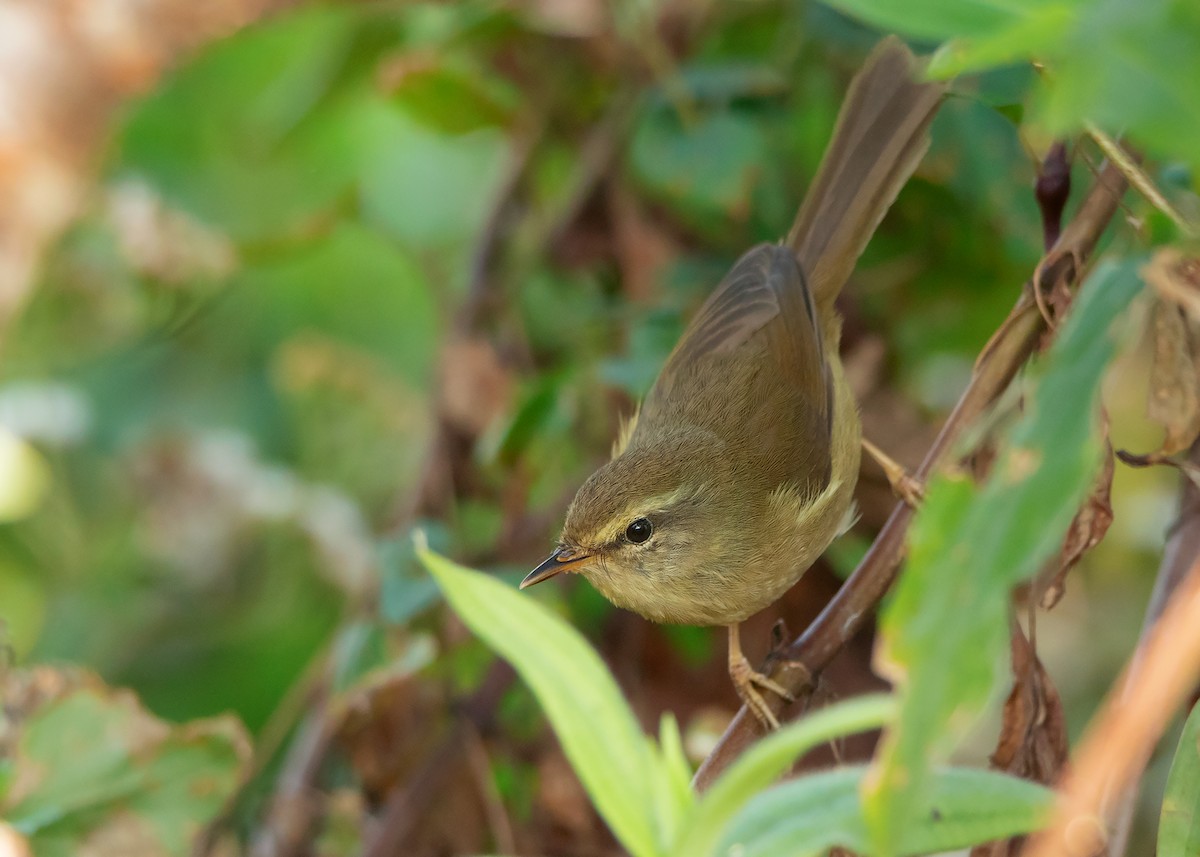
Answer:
[
  {"xmin": 865, "ymin": 259, "xmax": 1144, "ymax": 852},
  {"xmin": 0, "ymin": 669, "xmax": 247, "ymax": 856},
  {"xmin": 0, "ymin": 0, "xmax": 1196, "ymax": 854}
]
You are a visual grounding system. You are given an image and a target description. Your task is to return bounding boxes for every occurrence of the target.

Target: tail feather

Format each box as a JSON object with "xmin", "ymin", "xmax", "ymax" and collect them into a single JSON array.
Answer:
[{"xmin": 785, "ymin": 37, "xmax": 946, "ymax": 314}]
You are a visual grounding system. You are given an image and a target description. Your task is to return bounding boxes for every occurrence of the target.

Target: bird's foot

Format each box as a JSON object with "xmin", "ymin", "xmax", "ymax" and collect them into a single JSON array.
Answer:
[
  {"xmin": 729, "ymin": 654, "xmax": 794, "ymax": 731},
  {"xmin": 862, "ymin": 438, "xmax": 925, "ymax": 508}
]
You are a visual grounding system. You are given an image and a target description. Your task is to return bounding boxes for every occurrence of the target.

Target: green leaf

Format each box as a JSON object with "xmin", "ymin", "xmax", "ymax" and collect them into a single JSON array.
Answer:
[
  {"xmin": 863, "ymin": 259, "xmax": 1144, "ymax": 854},
  {"xmin": 657, "ymin": 714, "xmax": 695, "ymax": 823},
  {"xmin": 843, "ymin": 0, "xmax": 1200, "ymax": 184},
  {"xmin": 2, "ymin": 679, "xmax": 247, "ymax": 857},
  {"xmin": 389, "ymin": 55, "xmax": 521, "ymax": 134},
  {"xmin": 817, "ymin": 0, "xmax": 1063, "ymax": 41},
  {"xmin": 1034, "ymin": 0, "xmax": 1200, "ymax": 183},
  {"xmin": 673, "ymin": 695, "xmax": 894, "ymax": 857},
  {"xmin": 71, "ymin": 220, "xmax": 440, "ymax": 455},
  {"xmin": 649, "ymin": 715, "xmax": 694, "ymax": 851},
  {"xmin": 358, "ymin": 101, "xmax": 512, "ymax": 260},
  {"xmin": 1160, "ymin": 700, "xmax": 1200, "ymax": 856},
  {"xmin": 628, "ymin": 106, "xmax": 770, "ymax": 241},
  {"xmin": 378, "ymin": 526, "xmax": 449, "ymax": 626},
  {"xmin": 926, "ymin": 5, "xmax": 1079, "ymax": 78},
  {"xmin": 118, "ymin": 8, "xmax": 367, "ymax": 241},
  {"xmin": 719, "ymin": 765, "xmax": 1053, "ymax": 857},
  {"xmin": 420, "ymin": 546, "xmax": 671, "ymax": 857},
  {"xmin": 219, "ymin": 223, "xmax": 439, "ymax": 384},
  {"xmin": 659, "ymin": 63, "xmax": 789, "ymax": 107}
]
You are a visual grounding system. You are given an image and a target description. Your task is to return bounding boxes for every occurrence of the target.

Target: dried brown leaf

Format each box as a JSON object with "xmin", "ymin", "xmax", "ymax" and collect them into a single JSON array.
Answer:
[
  {"xmin": 994, "ymin": 625, "xmax": 1069, "ymax": 778},
  {"xmin": 1150, "ymin": 298, "xmax": 1200, "ymax": 454},
  {"xmin": 1141, "ymin": 250, "xmax": 1200, "ymax": 456},
  {"xmin": 970, "ymin": 623, "xmax": 1068, "ymax": 857},
  {"xmin": 1143, "ymin": 248, "xmax": 1200, "ymax": 321},
  {"xmin": 1035, "ymin": 142, "xmax": 1071, "ymax": 252},
  {"xmin": 1037, "ymin": 437, "xmax": 1115, "ymax": 610}
]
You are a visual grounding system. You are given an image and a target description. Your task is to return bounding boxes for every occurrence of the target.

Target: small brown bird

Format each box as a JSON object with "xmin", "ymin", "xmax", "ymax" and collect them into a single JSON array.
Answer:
[{"xmin": 521, "ymin": 38, "xmax": 945, "ymax": 727}]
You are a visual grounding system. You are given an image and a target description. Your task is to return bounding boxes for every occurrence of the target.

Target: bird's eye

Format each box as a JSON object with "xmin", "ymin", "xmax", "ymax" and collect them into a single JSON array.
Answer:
[{"xmin": 625, "ymin": 518, "xmax": 653, "ymax": 544}]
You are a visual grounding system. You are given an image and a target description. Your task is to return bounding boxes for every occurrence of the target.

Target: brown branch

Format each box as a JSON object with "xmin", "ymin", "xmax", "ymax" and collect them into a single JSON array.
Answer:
[
  {"xmin": 197, "ymin": 624, "xmax": 339, "ymax": 856},
  {"xmin": 693, "ymin": 157, "xmax": 1130, "ymax": 792},
  {"xmin": 1021, "ymin": 544, "xmax": 1200, "ymax": 856},
  {"xmin": 460, "ymin": 121, "xmax": 545, "ymax": 335},
  {"xmin": 464, "ymin": 722, "xmax": 519, "ymax": 856},
  {"xmin": 1096, "ymin": 438, "xmax": 1200, "ymax": 855},
  {"xmin": 248, "ymin": 691, "xmax": 340, "ymax": 857},
  {"xmin": 541, "ymin": 89, "xmax": 640, "ymax": 254}
]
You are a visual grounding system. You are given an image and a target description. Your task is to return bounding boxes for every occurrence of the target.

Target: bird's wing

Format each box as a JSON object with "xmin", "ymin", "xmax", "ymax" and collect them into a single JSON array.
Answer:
[{"xmin": 640, "ymin": 244, "xmax": 832, "ymax": 493}]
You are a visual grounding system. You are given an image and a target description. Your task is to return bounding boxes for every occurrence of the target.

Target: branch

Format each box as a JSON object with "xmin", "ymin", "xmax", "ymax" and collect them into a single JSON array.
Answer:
[
  {"xmin": 1021, "ymin": 494, "xmax": 1200, "ymax": 856},
  {"xmin": 1093, "ymin": 438, "xmax": 1200, "ymax": 855},
  {"xmin": 693, "ymin": 157, "xmax": 1130, "ymax": 792}
]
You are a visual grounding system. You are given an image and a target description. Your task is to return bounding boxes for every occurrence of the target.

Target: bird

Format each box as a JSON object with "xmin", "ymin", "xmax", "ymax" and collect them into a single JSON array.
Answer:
[{"xmin": 521, "ymin": 37, "xmax": 946, "ymax": 729}]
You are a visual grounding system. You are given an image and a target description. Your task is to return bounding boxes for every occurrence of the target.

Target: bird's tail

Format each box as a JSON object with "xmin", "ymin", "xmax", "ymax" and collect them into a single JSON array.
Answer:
[{"xmin": 786, "ymin": 37, "xmax": 946, "ymax": 315}]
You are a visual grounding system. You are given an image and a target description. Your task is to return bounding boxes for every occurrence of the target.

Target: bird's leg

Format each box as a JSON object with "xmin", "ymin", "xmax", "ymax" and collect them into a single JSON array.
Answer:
[
  {"xmin": 861, "ymin": 438, "xmax": 924, "ymax": 507},
  {"xmin": 727, "ymin": 623, "xmax": 794, "ymax": 731}
]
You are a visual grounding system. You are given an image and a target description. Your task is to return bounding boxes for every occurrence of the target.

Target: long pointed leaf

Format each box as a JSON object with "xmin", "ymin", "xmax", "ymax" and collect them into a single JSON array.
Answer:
[
  {"xmin": 720, "ymin": 764, "xmax": 1052, "ymax": 857},
  {"xmin": 1160, "ymin": 700, "xmax": 1200, "ymax": 857},
  {"xmin": 674, "ymin": 695, "xmax": 894, "ymax": 857},
  {"xmin": 421, "ymin": 546, "xmax": 667, "ymax": 857}
]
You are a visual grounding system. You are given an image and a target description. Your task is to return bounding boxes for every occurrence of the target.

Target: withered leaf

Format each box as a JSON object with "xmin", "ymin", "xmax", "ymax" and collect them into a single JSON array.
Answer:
[
  {"xmin": 1144, "ymin": 248, "xmax": 1200, "ymax": 321},
  {"xmin": 1034, "ymin": 436, "xmax": 1115, "ymax": 611},
  {"xmin": 1142, "ymin": 250, "xmax": 1200, "ymax": 457},
  {"xmin": 970, "ymin": 623, "xmax": 1068, "ymax": 857}
]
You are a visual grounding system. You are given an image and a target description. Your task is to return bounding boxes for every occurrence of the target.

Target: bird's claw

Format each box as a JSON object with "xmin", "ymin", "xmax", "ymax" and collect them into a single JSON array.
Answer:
[{"xmin": 730, "ymin": 654, "xmax": 794, "ymax": 731}]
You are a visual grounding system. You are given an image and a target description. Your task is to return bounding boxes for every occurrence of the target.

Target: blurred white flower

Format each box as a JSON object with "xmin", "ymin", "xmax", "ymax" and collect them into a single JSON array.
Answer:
[
  {"xmin": 131, "ymin": 429, "xmax": 377, "ymax": 595},
  {"xmin": 0, "ymin": 382, "xmax": 90, "ymax": 445},
  {"xmin": 105, "ymin": 180, "xmax": 237, "ymax": 284}
]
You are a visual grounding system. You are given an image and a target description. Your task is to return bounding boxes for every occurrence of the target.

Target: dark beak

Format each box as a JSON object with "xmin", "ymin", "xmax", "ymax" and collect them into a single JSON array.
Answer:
[{"xmin": 520, "ymin": 547, "xmax": 595, "ymax": 589}]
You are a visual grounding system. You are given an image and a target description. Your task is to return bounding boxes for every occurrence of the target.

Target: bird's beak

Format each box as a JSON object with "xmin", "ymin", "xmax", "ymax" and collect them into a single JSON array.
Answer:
[{"xmin": 520, "ymin": 547, "xmax": 595, "ymax": 589}]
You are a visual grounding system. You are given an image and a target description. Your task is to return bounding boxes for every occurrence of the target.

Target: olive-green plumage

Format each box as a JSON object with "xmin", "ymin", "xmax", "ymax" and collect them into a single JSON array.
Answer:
[{"xmin": 523, "ymin": 38, "xmax": 945, "ymax": 718}]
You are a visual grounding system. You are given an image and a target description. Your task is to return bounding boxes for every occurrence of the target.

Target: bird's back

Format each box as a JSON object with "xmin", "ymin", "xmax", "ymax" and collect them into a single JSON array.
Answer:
[{"xmin": 630, "ymin": 243, "xmax": 833, "ymax": 506}]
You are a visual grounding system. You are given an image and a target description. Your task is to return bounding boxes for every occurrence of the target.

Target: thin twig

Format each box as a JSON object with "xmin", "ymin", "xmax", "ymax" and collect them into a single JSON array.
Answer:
[
  {"xmin": 195, "ymin": 639, "xmax": 335, "ymax": 856},
  {"xmin": 249, "ymin": 703, "xmax": 340, "ymax": 857},
  {"xmin": 464, "ymin": 722, "xmax": 519, "ymax": 855},
  {"xmin": 693, "ymin": 157, "xmax": 1130, "ymax": 792},
  {"xmin": 541, "ymin": 90, "xmax": 640, "ymax": 253},
  {"xmin": 1086, "ymin": 123, "xmax": 1197, "ymax": 237},
  {"xmin": 461, "ymin": 119, "xmax": 546, "ymax": 334}
]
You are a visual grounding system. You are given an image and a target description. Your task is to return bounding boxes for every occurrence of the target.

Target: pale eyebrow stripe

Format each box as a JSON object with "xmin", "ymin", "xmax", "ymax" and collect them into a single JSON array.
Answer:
[{"xmin": 598, "ymin": 484, "xmax": 707, "ymax": 544}]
